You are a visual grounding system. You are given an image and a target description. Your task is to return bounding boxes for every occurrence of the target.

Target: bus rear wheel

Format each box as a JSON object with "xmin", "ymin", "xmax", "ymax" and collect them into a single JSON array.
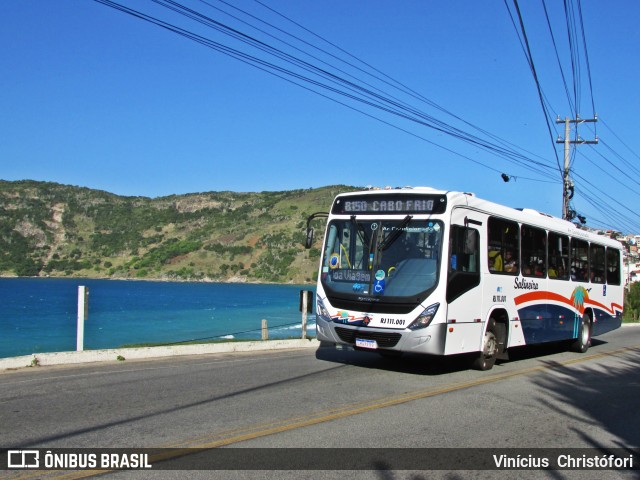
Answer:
[
  {"xmin": 570, "ymin": 312, "xmax": 591, "ymax": 353},
  {"xmin": 472, "ymin": 318, "xmax": 499, "ymax": 371}
]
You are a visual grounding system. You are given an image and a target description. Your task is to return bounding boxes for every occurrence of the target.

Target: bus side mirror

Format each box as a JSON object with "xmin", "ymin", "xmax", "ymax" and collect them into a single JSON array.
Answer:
[
  {"xmin": 305, "ymin": 212, "xmax": 328, "ymax": 249},
  {"xmin": 305, "ymin": 227, "xmax": 314, "ymax": 249}
]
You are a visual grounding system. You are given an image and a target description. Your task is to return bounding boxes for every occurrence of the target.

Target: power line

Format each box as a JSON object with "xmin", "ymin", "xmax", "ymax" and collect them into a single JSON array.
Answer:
[
  {"xmin": 575, "ymin": 120, "xmax": 640, "ymax": 220},
  {"xmin": 573, "ymin": 171, "xmax": 640, "ymax": 225},
  {"xmin": 575, "ymin": 0, "xmax": 597, "ymax": 118},
  {"xmin": 578, "ymin": 149, "xmax": 640, "ymax": 192},
  {"xmin": 600, "ymin": 118, "xmax": 640, "ymax": 167},
  {"xmin": 95, "ymin": 0, "xmax": 560, "ymax": 183},
  {"xmin": 155, "ymin": 0, "xmax": 547, "ymax": 172},
  {"xmin": 95, "ymin": 0, "xmax": 636, "ymax": 232},
  {"xmin": 509, "ymin": 0, "xmax": 634, "ymax": 230},
  {"xmin": 564, "ymin": 0, "xmax": 581, "ymax": 114},
  {"xmin": 248, "ymin": 0, "xmax": 560, "ymax": 179},
  {"xmin": 505, "ymin": 0, "xmax": 563, "ymax": 175},
  {"xmin": 542, "ymin": 0, "xmax": 576, "ymax": 117}
]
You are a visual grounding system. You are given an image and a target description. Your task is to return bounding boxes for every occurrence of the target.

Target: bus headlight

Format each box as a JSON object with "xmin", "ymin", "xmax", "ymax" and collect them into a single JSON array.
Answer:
[
  {"xmin": 317, "ymin": 298, "xmax": 331, "ymax": 321},
  {"xmin": 408, "ymin": 303, "xmax": 439, "ymax": 330}
]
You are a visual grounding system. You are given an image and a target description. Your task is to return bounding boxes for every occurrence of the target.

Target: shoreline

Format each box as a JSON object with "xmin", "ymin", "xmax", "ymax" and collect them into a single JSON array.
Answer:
[{"xmin": 0, "ymin": 274, "xmax": 315, "ymax": 286}]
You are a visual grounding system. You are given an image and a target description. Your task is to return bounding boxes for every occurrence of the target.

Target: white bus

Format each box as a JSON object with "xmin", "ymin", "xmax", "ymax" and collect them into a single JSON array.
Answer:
[{"xmin": 306, "ymin": 186, "xmax": 623, "ymax": 370}]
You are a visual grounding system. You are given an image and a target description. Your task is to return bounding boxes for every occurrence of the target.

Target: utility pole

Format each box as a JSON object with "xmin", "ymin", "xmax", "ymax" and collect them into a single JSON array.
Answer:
[{"xmin": 556, "ymin": 115, "xmax": 598, "ymax": 221}]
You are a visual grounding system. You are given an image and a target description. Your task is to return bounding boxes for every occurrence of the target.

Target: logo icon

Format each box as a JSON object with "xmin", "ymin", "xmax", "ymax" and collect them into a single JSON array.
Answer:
[
  {"xmin": 8, "ymin": 450, "xmax": 40, "ymax": 469},
  {"xmin": 571, "ymin": 286, "xmax": 589, "ymax": 312}
]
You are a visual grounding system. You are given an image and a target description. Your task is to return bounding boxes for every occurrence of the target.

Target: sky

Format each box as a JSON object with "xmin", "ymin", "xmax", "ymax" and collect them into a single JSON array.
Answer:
[{"xmin": 1, "ymin": 1, "xmax": 639, "ymax": 233}]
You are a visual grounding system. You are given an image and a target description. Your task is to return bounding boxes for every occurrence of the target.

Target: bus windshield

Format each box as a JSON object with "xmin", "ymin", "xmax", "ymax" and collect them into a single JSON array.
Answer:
[{"xmin": 320, "ymin": 218, "xmax": 443, "ymax": 306}]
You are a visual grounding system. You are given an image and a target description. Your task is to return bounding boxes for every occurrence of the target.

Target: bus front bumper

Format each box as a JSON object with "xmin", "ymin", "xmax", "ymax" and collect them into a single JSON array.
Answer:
[{"xmin": 316, "ymin": 316, "xmax": 447, "ymax": 356}]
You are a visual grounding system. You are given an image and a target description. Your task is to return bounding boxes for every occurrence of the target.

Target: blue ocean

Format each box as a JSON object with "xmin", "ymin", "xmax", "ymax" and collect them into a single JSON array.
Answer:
[{"xmin": 0, "ymin": 278, "xmax": 316, "ymax": 359}]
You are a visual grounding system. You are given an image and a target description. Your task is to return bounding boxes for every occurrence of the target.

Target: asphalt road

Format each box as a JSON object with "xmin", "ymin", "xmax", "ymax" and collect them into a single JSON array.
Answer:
[{"xmin": 2, "ymin": 326, "xmax": 639, "ymax": 480}]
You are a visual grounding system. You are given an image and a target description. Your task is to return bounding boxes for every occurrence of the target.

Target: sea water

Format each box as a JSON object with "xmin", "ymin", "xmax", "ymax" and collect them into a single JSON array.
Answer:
[{"xmin": 0, "ymin": 278, "xmax": 316, "ymax": 358}]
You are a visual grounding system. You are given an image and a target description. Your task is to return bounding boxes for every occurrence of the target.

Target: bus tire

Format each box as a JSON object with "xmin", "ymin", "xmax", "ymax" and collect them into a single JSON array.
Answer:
[
  {"xmin": 570, "ymin": 312, "xmax": 591, "ymax": 353},
  {"xmin": 472, "ymin": 318, "xmax": 499, "ymax": 371}
]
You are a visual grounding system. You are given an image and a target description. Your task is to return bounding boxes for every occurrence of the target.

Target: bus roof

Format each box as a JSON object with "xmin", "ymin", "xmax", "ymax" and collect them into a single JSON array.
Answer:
[{"xmin": 334, "ymin": 186, "xmax": 622, "ymax": 249}]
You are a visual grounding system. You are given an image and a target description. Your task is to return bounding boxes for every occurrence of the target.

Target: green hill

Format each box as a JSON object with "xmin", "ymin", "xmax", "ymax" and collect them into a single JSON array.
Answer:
[{"xmin": 0, "ymin": 180, "xmax": 357, "ymax": 283}]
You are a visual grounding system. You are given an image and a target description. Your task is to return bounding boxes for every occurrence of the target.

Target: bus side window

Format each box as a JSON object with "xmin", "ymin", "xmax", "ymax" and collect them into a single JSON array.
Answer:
[
  {"xmin": 590, "ymin": 244, "xmax": 605, "ymax": 284},
  {"xmin": 447, "ymin": 225, "xmax": 480, "ymax": 303},
  {"xmin": 571, "ymin": 238, "xmax": 589, "ymax": 282},
  {"xmin": 521, "ymin": 225, "xmax": 546, "ymax": 278},
  {"xmin": 487, "ymin": 217, "xmax": 519, "ymax": 275},
  {"xmin": 606, "ymin": 248, "xmax": 621, "ymax": 285},
  {"xmin": 548, "ymin": 232, "xmax": 569, "ymax": 280}
]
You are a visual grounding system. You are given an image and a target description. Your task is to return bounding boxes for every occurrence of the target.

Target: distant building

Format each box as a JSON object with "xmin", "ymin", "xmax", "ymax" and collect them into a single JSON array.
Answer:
[{"xmin": 623, "ymin": 238, "xmax": 640, "ymax": 286}]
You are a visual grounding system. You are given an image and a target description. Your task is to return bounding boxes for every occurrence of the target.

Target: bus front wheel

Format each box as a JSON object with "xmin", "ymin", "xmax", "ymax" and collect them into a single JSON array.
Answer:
[
  {"xmin": 570, "ymin": 312, "xmax": 591, "ymax": 353},
  {"xmin": 472, "ymin": 318, "xmax": 499, "ymax": 371}
]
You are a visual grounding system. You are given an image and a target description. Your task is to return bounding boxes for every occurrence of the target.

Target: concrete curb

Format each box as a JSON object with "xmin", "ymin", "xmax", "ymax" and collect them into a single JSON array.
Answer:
[{"xmin": 0, "ymin": 339, "xmax": 321, "ymax": 371}]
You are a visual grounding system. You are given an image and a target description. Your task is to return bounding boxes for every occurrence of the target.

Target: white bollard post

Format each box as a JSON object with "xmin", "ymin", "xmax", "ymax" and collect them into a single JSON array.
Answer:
[
  {"xmin": 301, "ymin": 292, "xmax": 308, "ymax": 340},
  {"xmin": 299, "ymin": 290, "xmax": 313, "ymax": 340},
  {"xmin": 77, "ymin": 286, "xmax": 89, "ymax": 351}
]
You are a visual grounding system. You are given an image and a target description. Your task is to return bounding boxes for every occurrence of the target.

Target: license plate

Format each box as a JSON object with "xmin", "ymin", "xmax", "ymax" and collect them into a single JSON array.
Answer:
[{"xmin": 355, "ymin": 338, "xmax": 378, "ymax": 349}]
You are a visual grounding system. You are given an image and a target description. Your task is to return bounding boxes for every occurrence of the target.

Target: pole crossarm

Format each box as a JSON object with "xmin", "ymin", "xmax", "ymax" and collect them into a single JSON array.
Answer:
[{"xmin": 555, "ymin": 138, "xmax": 599, "ymax": 145}]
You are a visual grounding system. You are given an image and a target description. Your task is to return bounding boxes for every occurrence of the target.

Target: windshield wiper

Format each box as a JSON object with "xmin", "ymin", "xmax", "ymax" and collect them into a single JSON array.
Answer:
[
  {"xmin": 378, "ymin": 215, "xmax": 413, "ymax": 251},
  {"xmin": 350, "ymin": 215, "xmax": 369, "ymax": 246}
]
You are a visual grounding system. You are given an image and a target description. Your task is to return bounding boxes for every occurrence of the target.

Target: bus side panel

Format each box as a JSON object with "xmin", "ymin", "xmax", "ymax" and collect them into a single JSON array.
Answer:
[
  {"xmin": 515, "ymin": 281, "xmax": 584, "ymax": 345},
  {"xmin": 509, "ymin": 318, "xmax": 526, "ymax": 347},
  {"xmin": 514, "ymin": 281, "xmax": 623, "ymax": 344},
  {"xmin": 482, "ymin": 273, "xmax": 526, "ymax": 348},
  {"xmin": 591, "ymin": 283, "xmax": 623, "ymax": 336},
  {"xmin": 518, "ymin": 304, "xmax": 578, "ymax": 344},
  {"xmin": 443, "ymin": 322, "xmax": 484, "ymax": 355},
  {"xmin": 517, "ymin": 305, "xmax": 621, "ymax": 343},
  {"xmin": 592, "ymin": 310, "xmax": 622, "ymax": 336}
]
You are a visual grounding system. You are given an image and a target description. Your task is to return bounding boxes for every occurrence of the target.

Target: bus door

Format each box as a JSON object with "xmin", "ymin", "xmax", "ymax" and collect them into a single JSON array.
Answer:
[{"xmin": 444, "ymin": 210, "xmax": 483, "ymax": 355}]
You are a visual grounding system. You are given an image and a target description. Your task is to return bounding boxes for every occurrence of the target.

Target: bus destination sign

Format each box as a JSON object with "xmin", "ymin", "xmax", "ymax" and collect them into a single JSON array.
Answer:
[{"xmin": 332, "ymin": 194, "xmax": 447, "ymax": 215}]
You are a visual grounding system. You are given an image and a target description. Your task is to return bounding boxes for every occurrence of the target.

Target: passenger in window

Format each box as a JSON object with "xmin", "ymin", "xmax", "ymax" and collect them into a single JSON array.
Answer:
[
  {"xmin": 504, "ymin": 250, "xmax": 517, "ymax": 273},
  {"xmin": 576, "ymin": 268, "xmax": 588, "ymax": 282},
  {"xmin": 548, "ymin": 265, "xmax": 557, "ymax": 278},
  {"xmin": 489, "ymin": 250, "xmax": 503, "ymax": 272}
]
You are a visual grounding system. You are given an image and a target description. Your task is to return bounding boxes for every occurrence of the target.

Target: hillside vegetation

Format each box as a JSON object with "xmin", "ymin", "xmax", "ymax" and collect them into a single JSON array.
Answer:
[{"xmin": 0, "ymin": 180, "xmax": 357, "ymax": 283}]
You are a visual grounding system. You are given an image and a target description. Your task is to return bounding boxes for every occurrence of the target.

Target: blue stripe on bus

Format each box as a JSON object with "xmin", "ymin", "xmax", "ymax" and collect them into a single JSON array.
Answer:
[{"xmin": 517, "ymin": 304, "xmax": 621, "ymax": 345}]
